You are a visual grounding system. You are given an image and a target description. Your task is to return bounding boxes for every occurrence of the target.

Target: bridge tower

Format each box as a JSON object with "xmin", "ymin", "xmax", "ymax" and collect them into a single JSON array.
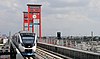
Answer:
[{"xmin": 23, "ymin": 4, "xmax": 42, "ymax": 39}]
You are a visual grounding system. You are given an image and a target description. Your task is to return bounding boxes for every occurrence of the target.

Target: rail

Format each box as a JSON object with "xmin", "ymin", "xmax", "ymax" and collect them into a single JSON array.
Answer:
[{"xmin": 36, "ymin": 47, "xmax": 63, "ymax": 59}]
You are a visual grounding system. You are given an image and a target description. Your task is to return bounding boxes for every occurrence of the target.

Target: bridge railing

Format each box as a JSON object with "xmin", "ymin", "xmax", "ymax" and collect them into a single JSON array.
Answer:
[{"xmin": 37, "ymin": 42, "xmax": 100, "ymax": 59}]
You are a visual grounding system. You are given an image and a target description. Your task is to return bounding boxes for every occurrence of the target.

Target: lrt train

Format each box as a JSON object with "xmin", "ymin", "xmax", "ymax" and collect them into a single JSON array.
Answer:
[{"xmin": 12, "ymin": 31, "xmax": 37, "ymax": 57}]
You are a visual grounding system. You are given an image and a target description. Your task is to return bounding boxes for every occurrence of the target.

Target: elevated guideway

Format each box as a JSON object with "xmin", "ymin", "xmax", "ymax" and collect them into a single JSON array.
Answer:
[{"xmin": 37, "ymin": 42, "xmax": 100, "ymax": 59}]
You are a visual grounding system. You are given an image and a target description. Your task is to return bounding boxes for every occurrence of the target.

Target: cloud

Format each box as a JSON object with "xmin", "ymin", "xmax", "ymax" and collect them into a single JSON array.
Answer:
[
  {"xmin": 0, "ymin": 0, "xmax": 100, "ymax": 36},
  {"xmin": 42, "ymin": 11, "xmax": 99, "ymax": 36},
  {"xmin": 0, "ymin": 0, "xmax": 22, "ymax": 34}
]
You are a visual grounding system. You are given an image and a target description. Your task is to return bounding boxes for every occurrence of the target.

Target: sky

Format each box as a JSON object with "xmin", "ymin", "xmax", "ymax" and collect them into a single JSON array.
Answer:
[{"xmin": 0, "ymin": 0, "xmax": 100, "ymax": 36}]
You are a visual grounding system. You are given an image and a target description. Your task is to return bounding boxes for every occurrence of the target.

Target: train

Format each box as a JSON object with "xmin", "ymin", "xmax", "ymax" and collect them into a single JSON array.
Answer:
[{"xmin": 12, "ymin": 31, "xmax": 37, "ymax": 57}]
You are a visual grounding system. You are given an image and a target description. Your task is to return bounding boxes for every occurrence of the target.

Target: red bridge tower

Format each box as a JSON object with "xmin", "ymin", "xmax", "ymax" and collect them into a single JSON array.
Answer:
[{"xmin": 23, "ymin": 4, "xmax": 42, "ymax": 39}]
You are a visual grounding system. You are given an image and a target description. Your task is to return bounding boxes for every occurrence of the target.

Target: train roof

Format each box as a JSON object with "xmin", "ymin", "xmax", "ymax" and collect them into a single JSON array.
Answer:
[{"xmin": 18, "ymin": 31, "xmax": 35, "ymax": 34}]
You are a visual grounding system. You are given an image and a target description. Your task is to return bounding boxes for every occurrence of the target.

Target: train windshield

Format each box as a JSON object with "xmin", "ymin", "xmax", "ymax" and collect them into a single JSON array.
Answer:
[
  {"xmin": 22, "ymin": 36, "xmax": 35, "ymax": 44},
  {"xmin": 20, "ymin": 33, "xmax": 35, "ymax": 44}
]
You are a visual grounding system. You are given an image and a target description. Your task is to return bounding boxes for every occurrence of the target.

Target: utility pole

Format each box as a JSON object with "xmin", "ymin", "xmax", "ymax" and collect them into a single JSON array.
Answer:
[
  {"xmin": 8, "ymin": 31, "xmax": 11, "ymax": 45},
  {"xmin": 91, "ymin": 31, "xmax": 93, "ymax": 42},
  {"xmin": 91, "ymin": 31, "xmax": 94, "ymax": 51}
]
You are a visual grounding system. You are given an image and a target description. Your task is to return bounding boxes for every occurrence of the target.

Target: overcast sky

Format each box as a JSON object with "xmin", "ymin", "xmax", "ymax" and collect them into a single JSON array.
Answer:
[{"xmin": 0, "ymin": 0, "xmax": 100, "ymax": 36}]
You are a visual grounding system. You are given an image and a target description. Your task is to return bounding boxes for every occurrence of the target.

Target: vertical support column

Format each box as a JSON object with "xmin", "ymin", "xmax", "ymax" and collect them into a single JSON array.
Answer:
[
  {"xmin": 23, "ymin": 22, "xmax": 25, "ymax": 31},
  {"xmin": 23, "ymin": 12, "xmax": 25, "ymax": 31},
  {"xmin": 23, "ymin": 14, "xmax": 25, "ymax": 31},
  {"xmin": 39, "ymin": 7, "xmax": 42, "ymax": 40},
  {"xmin": 32, "ymin": 18, "xmax": 34, "ymax": 32},
  {"xmin": 28, "ymin": 6, "xmax": 30, "ymax": 31}
]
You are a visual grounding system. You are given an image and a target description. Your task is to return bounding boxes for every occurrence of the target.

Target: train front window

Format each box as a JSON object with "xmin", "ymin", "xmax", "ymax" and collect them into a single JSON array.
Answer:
[{"xmin": 22, "ymin": 37, "xmax": 35, "ymax": 44}]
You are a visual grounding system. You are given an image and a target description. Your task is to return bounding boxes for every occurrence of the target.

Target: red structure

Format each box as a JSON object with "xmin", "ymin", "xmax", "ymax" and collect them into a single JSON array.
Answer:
[
  {"xmin": 23, "ymin": 12, "xmax": 33, "ymax": 31},
  {"xmin": 23, "ymin": 4, "xmax": 42, "ymax": 39}
]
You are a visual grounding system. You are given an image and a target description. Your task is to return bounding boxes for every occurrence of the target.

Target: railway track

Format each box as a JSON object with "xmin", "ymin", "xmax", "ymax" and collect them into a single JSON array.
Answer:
[
  {"xmin": 24, "ymin": 57, "xmax": 38, "ymax": 59},
  {"xmin": 36, "ymin": 47, "xmax": 71, "ymax": 59}
]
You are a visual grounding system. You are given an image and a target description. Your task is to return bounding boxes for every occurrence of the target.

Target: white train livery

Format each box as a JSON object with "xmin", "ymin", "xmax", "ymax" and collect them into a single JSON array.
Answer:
[{"xmin": 12, "ymin": 31, "xmax": 37, "ymax": 57}]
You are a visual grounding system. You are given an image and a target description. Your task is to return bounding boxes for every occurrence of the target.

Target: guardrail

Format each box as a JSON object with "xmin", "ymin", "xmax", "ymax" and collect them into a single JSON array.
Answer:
[{"xmin": 37, "ymin": 42, "xmax": 100, "ymax": 59}]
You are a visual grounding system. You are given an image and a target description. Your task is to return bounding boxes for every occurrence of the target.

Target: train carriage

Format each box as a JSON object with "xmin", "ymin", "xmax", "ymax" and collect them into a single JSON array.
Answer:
[{"xmin": 12, "ymin": 31, "xmax": 37, "ymax": 57}]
